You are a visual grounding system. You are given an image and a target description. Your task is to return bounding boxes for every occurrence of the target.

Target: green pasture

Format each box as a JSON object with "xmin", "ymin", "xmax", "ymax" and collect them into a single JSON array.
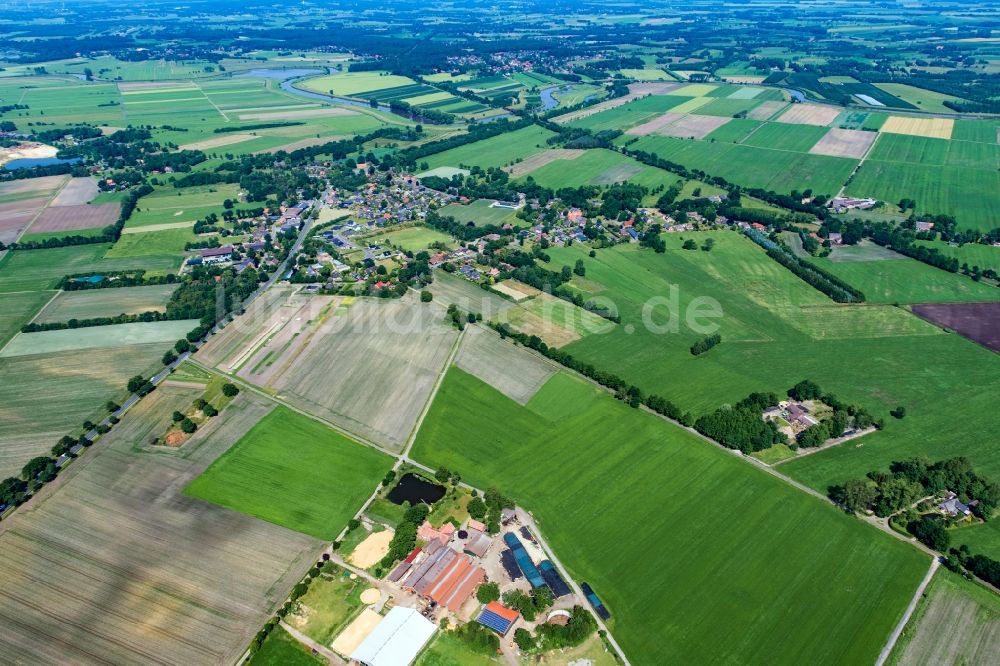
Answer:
[
  {"xmin": 422, "ymin": 125, "xmax": 555, "ymax": 171},
  {"xmin": 126, "ymin": 184, "xmax": 240, "ymax": 228},
  {"xmin": 846, "ymin": 160, "xmax": 1000, "ymax": 232},
  {"xmin": 873, "ymin": 83, "xmax": 970, "ymax": 114},
  {"xmin": 298, "ymin": 71, "xmax": 416, "ymax": 97},
  {"xmin": 812, "ymin": 255, "xmax": 1000, "ymax": 304},
  {"xmin": 247, "ymin": 626, "xmax": 324, "ymax": 666},
  {"xmin": 514, "ymin": 148, "xmax": 672, "ymax": 201},
  {"xmin": 372, "ymin": 226, "xmax": 455, "ymax": 252},
  {"xmin": 913, "ymin": 240, "xmax": 1000, "ymax": 272},
  {"xmin": 411, "ymin": 368, "xmax": 928, "ymax": 665},
  {"xmin": 0, "ymin": 244, "xmax": 177, "ymax": 293},
  {"xmin": 105, "ymin": 228, "xmax": 197, "ymax": 264},
  {"xmin": 438, "ymin": 199, "xmax": 521, "ymax": 227},
  {"xmin": 529, "ymin": 236, "xmax": 1000, "ymax": 497},
  {"xmin": 0, "ymin": 290, "xmax": 53, "ymax": 347},
  {"xmin": 626, "ymin": 134, "xmax": 855, "ymax": 196},
  {"xmin": 185, "ymin": 406, "xmax": 393, "ymax": 540}
]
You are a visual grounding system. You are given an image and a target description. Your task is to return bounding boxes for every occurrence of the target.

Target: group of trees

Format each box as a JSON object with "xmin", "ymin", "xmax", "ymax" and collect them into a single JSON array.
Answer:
[
  {"xmin": 690, "ymin": 333, "xmax": 721, "ymax": 356},
  {"xmin": 694, "ymin": 392, "xmax": 785, "ymax": 454},
  {"xmin": 829, "ymin": 456, "xmax": 1000, "ymax": 521},
  {"xmin": 501, "ymin": 586, "xmax": 553, "ymax": 622},
  {"xmin": 745, "ymin": 229, "xmax": 866, "ymax": 303},
  {"xmin": 787, "ymin": 379, "xmax": 879, "ymax": 450}
]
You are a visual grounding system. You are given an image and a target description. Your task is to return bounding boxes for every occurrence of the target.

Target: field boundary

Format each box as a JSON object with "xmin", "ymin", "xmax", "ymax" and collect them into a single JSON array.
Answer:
[{"xmin": 876, "ymin": 558, "xmax": 940, "ymax": 666}]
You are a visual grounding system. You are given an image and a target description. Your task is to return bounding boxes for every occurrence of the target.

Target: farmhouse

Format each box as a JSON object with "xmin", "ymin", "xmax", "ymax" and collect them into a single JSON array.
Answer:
[
  {"xmin": 400, "ymin": 539, "xmax": 486, "ymax": 612},
  {"xmin": 476, "ymin": 601, "xmax": 520, "ymax": 636},
  {"xmin": 350, "ymin": 606, "xmax": 436, "ymax": 666},
  {"xmin": 829, "ymin": 196, "xmax": 877, "ymax": 213},
  {"xmin": 939, "ymin": 492, "xmax": 972, "ymax": 517}
]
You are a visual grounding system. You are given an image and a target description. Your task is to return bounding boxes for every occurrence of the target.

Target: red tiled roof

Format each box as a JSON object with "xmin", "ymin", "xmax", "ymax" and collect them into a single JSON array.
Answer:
[{"xmin": 484, "ymin": 601, "xmax": 520, "ymax": 623}]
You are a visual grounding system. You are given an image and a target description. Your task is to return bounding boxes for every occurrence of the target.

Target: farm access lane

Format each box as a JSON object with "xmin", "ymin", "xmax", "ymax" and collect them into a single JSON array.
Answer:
[{"xmin": 876, "ymin": 558, "xmax": 940, "ymax": 666}]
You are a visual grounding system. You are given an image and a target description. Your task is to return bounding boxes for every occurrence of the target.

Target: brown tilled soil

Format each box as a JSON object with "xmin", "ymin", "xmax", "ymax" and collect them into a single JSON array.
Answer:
[{"xmin": 912, "ymin": 302, "xmax": 1000, "ymax": 353}]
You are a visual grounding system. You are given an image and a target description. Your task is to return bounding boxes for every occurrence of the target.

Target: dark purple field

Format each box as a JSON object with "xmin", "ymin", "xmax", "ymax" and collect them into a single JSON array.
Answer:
[{"xmin": 912, "ymin": 302, "xmax": 1000, "ymax": 353}]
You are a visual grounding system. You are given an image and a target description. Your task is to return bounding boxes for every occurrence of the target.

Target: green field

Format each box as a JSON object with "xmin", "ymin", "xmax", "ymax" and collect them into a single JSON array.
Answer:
[
  {"xmin": 0, "ymin": 244, "xmax": 179, "ymax": 293},
  {"xmin": 873, "ymin": 83, "xmax": 970, "ymax": 114},
  {"xmin": 627, "ymin": 134, "xmax": 855, "ymax": 197},
  {"xmin": 248, "ymin": 626, "xmax": 324, "ymax": 666},
  {"xmin": 371, "ymin": 226, "xmax": 456, "ymax": 252},
  {"xmin": 105, "ymin": 228, "xmax": 197, "ymax": 264},
  {"xmin": 299, "ymin": 71, "xmax": 416, "ymax": 97},
  {"xmin": 1, "ymin": 320, "xmax": 198, "ymax": 358},
  {"xmin": 185, "ymin": 406, "xmax": 392, "ymax": 539},
  {"xmin": 422, "ymin": 125, "xmax": 555, "ymax": 171},
  {"xmin": 0, "ymin": 290, "xmax": 54, "ymax": 347},
  {"xmin": 411, "ymin": 368, "xmax": 928, "ymax": 665},
  {"xmin": 566, "ymin": 95, "xmax": 688, "ymax": 133},
  {"xmin": 438, "ymin": 199, "xmax": 521, "ymax": 227},
  {"xmin": 415, "ymin": 630, "xmax": 500, "ymax": 666},
  {"xmin": 526, "ymin": 235, "xmax": 1000, "ymax": 501},
  {"xmin": 846, "ymin": 159, "xmax": 1000, "ymax": 232},
  {"xmin": 515, "ymin": 148, "xmax": 673, "ymax": 201},
  {"xmin": 126, "ymin": 184, "xmax": 241, "ymax": 228},
  {"xmin": 914, "ymin": 240, "xmax": 1000, "ymax": 272},
  {"xmin": 33, "ymin": 284, "xmax": 179, "ymax": 323},
  {"xmin": 813, "ymin": 255, "xmax": 1000, "ymax": 304}
]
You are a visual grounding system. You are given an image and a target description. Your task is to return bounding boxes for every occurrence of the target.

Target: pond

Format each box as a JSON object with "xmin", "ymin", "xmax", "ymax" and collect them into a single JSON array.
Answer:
[
  {"xmin": 2, "ymin": 156, "xmax": 81, "ymax": 171},
  {"xmin": 386, "ymin": 473, "xmax": 446, "ymax": 506}
]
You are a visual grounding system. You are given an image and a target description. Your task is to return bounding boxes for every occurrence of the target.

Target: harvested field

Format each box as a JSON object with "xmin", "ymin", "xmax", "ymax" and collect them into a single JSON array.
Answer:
[
  {"xmin": 0, "ymin": 387, "xmax": 321, "ymax": 666},
  {"xmin": 728, "ymin": 86, "xmax": 765, "ymax": 99},
  {"xmin": 0, "ymin": 175, "xmax": 67, "ymax": 200},
  {"xmin": 912, "ymin": 302, "xmax": 1000, "ymax": 353},
  {"xmin": 0, "ymin": 197, "xmax": 47, "ymax": 217},
  {"xmin": 775, "ymin": 103, "xmax": 842, "ymax": 126},
  {"xmin": 1, "ymin": 320, "xmax": 197, "ymax": 357},
  {"xmin": 454, "ymin": 325, "xmax": 555, "ymax": 404},
  {"xmin": 257, "ymin": 136, "xmax": 344, "ymax": 154},
  {"xmin": 195, "ymin": 285, "xmax": 304, "ymax": 370},
  {"xmin": 244, "ymin": 296, "xmax": 458, "ymax": 451},
  {"xmin": 658, "ymin": 114, "xmax": 731, "ymax": 139},
  {"xmin": 27, "ymin": 202, "xmax": 119, "ymax": 233},
  {"xmin": 891, "ymin": 570, "xmax": 1000, "ymax": 665},
  {"xmin": 50, "ymin": 177, "xmax": 98, "ymax": 206},
  {"xmin": 0, "ymin": 211, "xmax": 36, "ymax": 245},
  {"xmin": 0, "ymin": 342, "xmax": 169, "ymax": 476},
  {"xmin": 627, "ymin": 82, "xmax": 682, "ymax": 95},
  {"xmin": 809, "ymin": 128, "xmax": 879, "ymax": 158},
  {"xmin": 237, "ymin": 107, "xmax": 356, "ymax": 121},
  {"xmin": 552, "ymin": 95, "xmax": 643, "ymax": 124},
  {"xmin": 504, "ymin": 149, "xmax": 585, "ymax": 177},
  {"xmin": 496, "ymin": 292, "xmax": 612, "ymax": 348},
  {"xmin": 625, "ymin": 112, "xmax": 684, "ymax": 136},
  {"xmin": 491, "ymin": 282, "xmax": 532, "ymax": 301},
  {"xmin": 881, "ymin": 115, "xmax": 954, "ymax": 140},
  {"xmin": 428, "ymin": 271, "xmax": 514, "ymax": 320},
  {"xmin": 179, "ymin": 133, "xmax": 262, "ymax": 151},
  {"xmin": 723, "ymin": 75, "xmax": 767, "ymax": 84},
  {"xmin": 33, "ymin": 284, "xmax": 178, "ymax": 323},
  {"xmin": 118, "ymin": 80, "xmax": 197, "ymax": 91},
  {"xmin": 747, "ymin": 102, "xmax": 788, "ymax": 121}
]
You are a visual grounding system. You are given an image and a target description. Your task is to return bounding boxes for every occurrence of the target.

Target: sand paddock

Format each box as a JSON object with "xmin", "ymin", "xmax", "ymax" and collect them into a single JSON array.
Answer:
[
  {"xmin": 881, "ymin": 115, "xmax": 954, "ymax": 140},
  {"xmin": 775, "ymin": 103, "xmax": 842, "ymax": 126},
  {"xmin": 359, "ymin": 588, "xmax": 381, "ymax": 605},
  {"xmin": 238, "ymin": 107, "xmax": 356, "ymax": 121},
  {"xmin": 347, "ymin": 529, "xmax": 394, "ymax": 569},
  {"xmin": 658, "ymin": 114, "xmax": 731, "ymax": 139},
  {"xmin": 809, "ymin": 128, "xmax": 878, "ymax": 158},
  {"xmin": 505, "ymin": 149, "xmax": 585, "ymax": 177},
  {"xmin": 625, "ymin": 112, "xmax": 684, "ymax": 136},
  {"xmin": 331, "ymin": 608, "xmax": 383, "ymax": 656}
]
